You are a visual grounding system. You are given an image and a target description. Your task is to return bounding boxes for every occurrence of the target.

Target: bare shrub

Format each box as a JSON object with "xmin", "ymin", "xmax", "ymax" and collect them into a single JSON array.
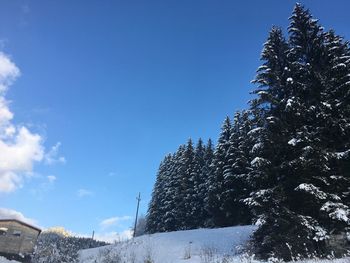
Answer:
[
  {"xmin": 237, "ymin": 253, "xmax": 256, "ymax": 263},
  {"xmin": 183, "ymin": 241, "xmax": 193, "ymax": 259},
  {"xmin": 127, "ymin": 250, "xmax": 137, "ymax": 263},
  {"xmin": 199, "ymin": 245, "xmax": 219, "ymax": 263},
  {"xmin": 143, "ymin": 238, "xmax": 155, "ymax": 263},
  {"xmin": 98, "ymin": 247, "xmax": 122, "ymax": 263}
]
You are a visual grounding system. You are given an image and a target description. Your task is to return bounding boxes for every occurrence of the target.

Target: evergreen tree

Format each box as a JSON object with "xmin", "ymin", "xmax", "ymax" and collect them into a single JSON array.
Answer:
[
  {"xmin": 283, "ymin": 5, "xmax": 350, "ymax": 257},
  {"xmin": 202, "ymin": 138, "xmax": 215, "ymax": 227},
  {"xmin": 146, "ymin": 154, "xmax": 172, "ymax": 233},
  {"xmin": 321, "ymin": 30, "xmax": 350, "ymax": 241},
  {"xmin": 205, "ymin": 117, "xmax": 232, "ymax": 227},
  {"xmin": 246, "ymin": 7, "xmax": 329, "ymax": 258},
  {"xmin": 249, "ymin": 4, "xmax": 350, "ymax": 259},
  {"xmin": 162, "ymin": 146, "xmax": 184, "ymax": 232},
  {"xmin": 180, "ymin": 139, "xmax": 198, "ymax": 229},
  {"xmin": 191, "ymin": 138, "xmax": 207, "ymax": 228},
  {"xmin": 245, "ymin": 24, "xmax": 290, "ymax": 225},
  {"xmin": 247, "ymin": 5, "xmax": 330, "ymax": 259},
  {"xmin": 221, "ymin": 111, "xmax": 253, "ymax": 226}
]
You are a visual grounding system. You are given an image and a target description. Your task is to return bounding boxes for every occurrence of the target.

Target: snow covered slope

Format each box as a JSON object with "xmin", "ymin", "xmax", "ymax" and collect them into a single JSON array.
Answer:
[
  {"xmin": 79, "ymin": 225, "xmax": 350, "ymax": 263},
  {"xmin": 80, "ymin": 225, "xmax": 257, "ymax": 263}
]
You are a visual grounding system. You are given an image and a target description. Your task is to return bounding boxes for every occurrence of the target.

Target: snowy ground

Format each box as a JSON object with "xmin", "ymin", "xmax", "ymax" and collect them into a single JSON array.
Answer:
[
  {"xmin": 0, "ymin": 257, "xmax": 19, "ymax": 263},
  {"xmin": 80, "ymin": 225, "xmax": 257, "ymax": 263},
  {"xmin": 79, "ymin": 225, "xmax": 350, "ymax": 263}
]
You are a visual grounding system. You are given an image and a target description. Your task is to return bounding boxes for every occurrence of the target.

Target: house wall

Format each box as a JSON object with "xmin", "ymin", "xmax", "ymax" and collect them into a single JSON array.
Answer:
[{"xmin": 0, "ymin": 221, "xmax": 40, "ymax": 255}]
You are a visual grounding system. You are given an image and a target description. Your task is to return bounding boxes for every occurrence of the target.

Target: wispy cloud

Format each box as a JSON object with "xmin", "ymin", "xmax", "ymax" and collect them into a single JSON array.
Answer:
[
  {"xmin": 0, "ymin": 207, "xmax": 38, "ymax": 226},
  {"xmin": 19, "ymin": 4, "xmax": 31, "ymax": 27},
  {"xmin": 47, "ymin": 175, "xmax": 56, "ymax": 183},
  {"xmin": 30, "ymin": 175, "xmax": 57, "ymax": 198},
  {"xmin": 44, "ymin": 142, "xmax": 66, "ymax": 165},
  {"xmin": 0, "ymin": 52, "xmax": 19, "ymax": 92},
  {"xmin": 100, "ymin": 216, "xmax": 132, "ymax": 229},
  {"xmin": 20, "ymin": 4, "xmax": 30, "ymax": 14},
  {"xmin": 0, "ymin": 39, "xmax": 8, "ymax": 50},
  {"xmin": 77, "ymin": 188, "xmax": 93, "ymax": 198},
  {"xmin": 108, "ymin": 172, "xmax": 116, "ymax": 177}
]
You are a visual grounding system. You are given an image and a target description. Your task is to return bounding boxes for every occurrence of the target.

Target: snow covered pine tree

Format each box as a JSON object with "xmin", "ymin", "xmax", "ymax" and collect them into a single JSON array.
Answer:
[{"xmin": 247, "ymin": 4, "xmax": 350, "ymax": 260}]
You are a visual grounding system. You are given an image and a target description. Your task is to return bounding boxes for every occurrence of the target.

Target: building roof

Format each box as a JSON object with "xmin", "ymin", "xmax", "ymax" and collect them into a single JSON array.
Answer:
[{"xmin": 0, "ymin": 219, "xmax": 41, "ymax": 233}]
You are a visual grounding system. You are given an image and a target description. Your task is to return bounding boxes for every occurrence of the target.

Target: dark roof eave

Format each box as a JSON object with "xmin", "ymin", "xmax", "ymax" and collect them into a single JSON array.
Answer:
[{"xmin": 0, "ymin": 219, "xmax": 42, "ymax": 232}]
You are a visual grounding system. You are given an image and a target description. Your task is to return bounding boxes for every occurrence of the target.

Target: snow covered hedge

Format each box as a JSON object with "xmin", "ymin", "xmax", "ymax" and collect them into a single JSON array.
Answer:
[{"xmin": 32, "ymin": 231, "xmax": 107, "ymax": 263}]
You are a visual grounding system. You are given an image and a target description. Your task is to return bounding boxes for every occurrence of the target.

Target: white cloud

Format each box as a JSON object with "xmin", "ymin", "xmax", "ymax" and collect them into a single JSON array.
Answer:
[
  {"xmin": 77, "ymin": 188, "xmax": 93, "ymax": 198},
  {"xmin": 30, "ymin": 175, "xmax": 57, "ymax": 198},
  {"xmin": 0, "ymin": 122, "xmax": 44, "ymax": 193},
  {"xmin": 0, "ymin": 52, "xmax": 20, "ymax": 92},
  {"xmin": 0, "ymin": 52, "xmax": 63, "ymax": 193},
  {"xmin": 100, "ymin": 216, "xmax": 132, "ymax": 229},
  {"xmin": 56, "ymin": 217, "xmax": 133, "ymax": 244},
  {"xmin": 69, "ymin": 229, "xmax": 132, "ymax": 243},
  {"xmin": 94, "ymin": 229, "xmax": 133, "ymax": 243},
  {"xmin": 44, "ymin": 142, "xmax": 66, "ymax": 165},
  {"xmin": 0, "ymin": 207, "xmax": 37, "ymax": 226}
]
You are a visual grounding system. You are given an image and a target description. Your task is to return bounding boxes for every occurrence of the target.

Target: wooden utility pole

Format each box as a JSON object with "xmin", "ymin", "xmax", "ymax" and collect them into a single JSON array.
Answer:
[
  {"xmin": 133, "ymin": 192, "xmax": 141, "ymax": 238},
  {"xmin": 90, "ymin": 230, "xmax": 95, "ymax": 248}
]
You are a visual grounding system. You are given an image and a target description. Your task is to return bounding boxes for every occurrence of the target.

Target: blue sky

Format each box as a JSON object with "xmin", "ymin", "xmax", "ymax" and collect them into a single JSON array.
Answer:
[{"xmin": 0, "ymin": 0, "xmax": 350, "ymax": 241}]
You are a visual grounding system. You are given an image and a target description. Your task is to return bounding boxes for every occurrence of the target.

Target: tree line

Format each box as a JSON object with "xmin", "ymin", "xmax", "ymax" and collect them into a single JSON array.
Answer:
[{"xmin": 146, "ymin": 4, "xmax": 350, "ymax": 260}]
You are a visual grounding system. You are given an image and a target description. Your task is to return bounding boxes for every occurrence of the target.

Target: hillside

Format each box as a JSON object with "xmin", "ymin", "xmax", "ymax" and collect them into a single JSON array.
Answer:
[
  {"xmin": 79, "ymin": 226, "xmax": 350, "ymax": 263},
  {"xmin": 80, "ymin": 225, "xmax": 257, "ymax": 263}
]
